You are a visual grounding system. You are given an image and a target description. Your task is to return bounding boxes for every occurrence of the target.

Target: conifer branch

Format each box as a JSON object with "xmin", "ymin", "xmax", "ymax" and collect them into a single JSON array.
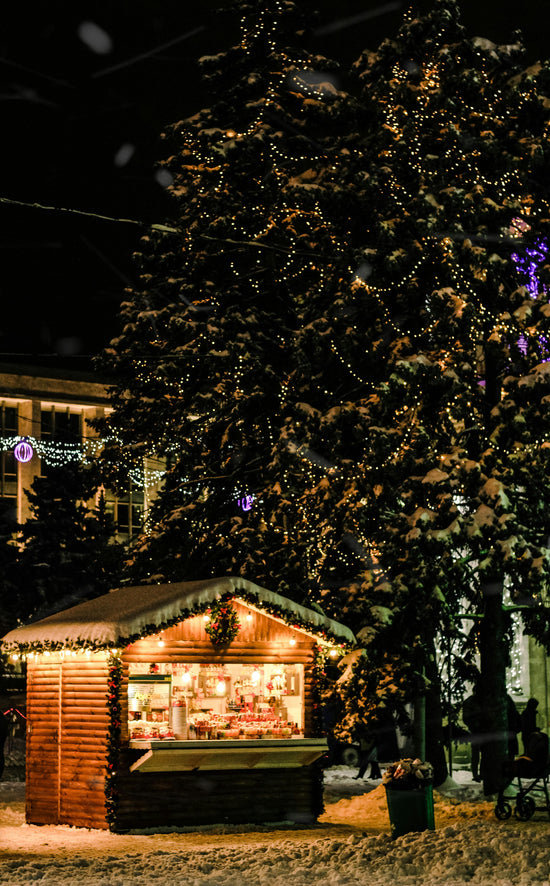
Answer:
[
  {"xmin": 199, "ymin": 232, "xmax": 322, "ymax": 257},
  {"xmin": 0, "ymin": 196, "xmax": 323, "ymax": 256},
  {"xmin": 0, "ymin": 196, "xmax": 179, "ymax": 234}
]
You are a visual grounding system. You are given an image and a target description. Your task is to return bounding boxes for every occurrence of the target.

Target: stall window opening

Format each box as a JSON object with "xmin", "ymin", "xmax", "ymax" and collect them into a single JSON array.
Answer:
[{"xmin": 128, "ymin": 661, "xmax": 305, "ymax": 742}]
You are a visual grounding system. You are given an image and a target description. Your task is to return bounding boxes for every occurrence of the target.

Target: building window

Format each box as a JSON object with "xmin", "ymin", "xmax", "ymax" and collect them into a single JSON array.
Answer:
[
  {"xmin": 40, "ymin": 408, "xmax": 83, "ymax": 476},
  {"xmin": 105, "ymin": 486, "xmax": 144, "ymax": 540},
  {"xmin": 40, "ymin": 408, "xmax": 82, "ymax": 443},
  {"xmin": 1, "ymin": 405, "xmax": 18, "ymax": 501}
]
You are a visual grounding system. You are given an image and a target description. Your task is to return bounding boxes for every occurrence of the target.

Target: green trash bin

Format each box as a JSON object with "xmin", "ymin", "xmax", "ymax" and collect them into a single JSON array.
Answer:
[{"xmin": 385, "ymin": 783, "xmax": 435, "ymax": 839}]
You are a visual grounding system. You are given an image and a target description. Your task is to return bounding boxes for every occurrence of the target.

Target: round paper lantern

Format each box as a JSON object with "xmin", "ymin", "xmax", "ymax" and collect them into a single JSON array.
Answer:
[{"xmin": 14, "ymin": 439, "xmax": 33, "ymax": 463}]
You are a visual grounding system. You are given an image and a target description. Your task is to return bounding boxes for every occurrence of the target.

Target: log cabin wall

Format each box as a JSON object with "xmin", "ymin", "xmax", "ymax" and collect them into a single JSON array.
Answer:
[
  {"xmin": 26, "ymin": 653, "xmax": 111, "ymax": 829},
  {"xmin": 26, "ymin": 657, "xmax": 61, "ymax": 825},
  {"xmin": 124, "ymin": 601, "xmax": 319, "ymax": 652},
  {"xmin": 114, "ymin": 762, "xmax": 324, "ymax": 831}
]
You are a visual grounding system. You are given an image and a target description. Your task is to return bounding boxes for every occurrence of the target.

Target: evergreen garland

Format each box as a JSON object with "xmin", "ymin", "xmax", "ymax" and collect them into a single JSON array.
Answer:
[
  {"xmin": 105, "ymin": 653, "xmax": 123, "ymax": 830},
  {"xmin": 312, "ymin": 643, "xmax": 330, "ymax": 736}
]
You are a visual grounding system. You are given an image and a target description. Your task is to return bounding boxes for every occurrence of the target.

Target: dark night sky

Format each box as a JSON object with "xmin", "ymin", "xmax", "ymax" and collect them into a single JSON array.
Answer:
[{"xmin": 0, "ymin": 0, "xmax": 543, "ymax": 365}]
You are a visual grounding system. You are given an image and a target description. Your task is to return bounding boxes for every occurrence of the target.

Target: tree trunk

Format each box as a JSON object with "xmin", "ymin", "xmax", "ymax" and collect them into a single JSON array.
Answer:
[
  {"xmin": 424, "ymin": 643, "xmax": 449, "ymax": 787},
  {"xmin": 412, "ymin": 692, "xmax": 426, "ymax": 761},
  {"xmin": 479, "ymin": 579, "xmax": 509, "ymax": 795}
]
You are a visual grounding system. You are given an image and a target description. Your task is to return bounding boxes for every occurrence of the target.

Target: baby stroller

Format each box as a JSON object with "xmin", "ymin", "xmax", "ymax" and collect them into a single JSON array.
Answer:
[{"xmin": 494, "ymin": 728, "xmax": 550, "ymax": 821}]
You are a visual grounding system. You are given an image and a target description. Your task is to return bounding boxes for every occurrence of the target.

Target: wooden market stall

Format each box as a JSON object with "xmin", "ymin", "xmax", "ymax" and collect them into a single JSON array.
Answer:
[{"xmin": 1, "ymin": 576, "xmax": 355, "ymax": 832}]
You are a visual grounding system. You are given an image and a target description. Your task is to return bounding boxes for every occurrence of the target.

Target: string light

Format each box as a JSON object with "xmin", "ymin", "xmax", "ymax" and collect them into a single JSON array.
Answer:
[{"xmin": 0, "ymin": 434, "xmax": 165, "ymax": 491}]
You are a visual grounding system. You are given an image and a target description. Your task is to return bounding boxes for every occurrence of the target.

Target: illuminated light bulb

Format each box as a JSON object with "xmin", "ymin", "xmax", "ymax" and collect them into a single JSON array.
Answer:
[
  {"xmin": 251, "ymin": 667, "xmax": 261, "ymax": 685},
  {"xmin": 44, "ymin": 651, "xmax": 51, "ymax": 657},
  {"xmin": 11, "ymin": 653, "xmax": 18, "ymax": 661},
  {"xmin": 181, "ymin": 668, "xmax": 192, "ymax": 685},
  {"xmin": 216, "ymin": 676, "xmax": 226, "ymax": 695},
  {"xmin": 289, "ymin": 638, "xmax": 296, "ymax": 646},
  {"xmin": 203, "ymin": 614, "xmax": 210, "ymax": 623},
  {"xmin": 246, "ymin": 613, "xmax": 253, "ymax": 622},
  {"xmin": 158, "ymin": 637, "xmax": 165, "ymax": 647},
  {"xmin": 329, "ymin": 648, "xmax": 339, "ymax": 658}
]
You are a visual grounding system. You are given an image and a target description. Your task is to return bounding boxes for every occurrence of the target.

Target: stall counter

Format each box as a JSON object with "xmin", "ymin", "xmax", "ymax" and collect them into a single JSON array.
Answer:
[{"xmin": 129, "ymin": 737, "xmax": 328, "ymax": 772}]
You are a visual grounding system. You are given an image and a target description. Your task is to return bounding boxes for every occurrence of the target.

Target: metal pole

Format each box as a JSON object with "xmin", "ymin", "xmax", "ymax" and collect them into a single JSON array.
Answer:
[{"xmin": 447, "ymin": 634, "xmax": 453, "ymax": 776}]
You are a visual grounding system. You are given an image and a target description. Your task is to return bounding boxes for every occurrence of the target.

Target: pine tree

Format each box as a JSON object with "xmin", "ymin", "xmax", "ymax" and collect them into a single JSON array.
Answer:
[
  {"xmin": 18, "ymin": 462, "xmax": 124, "ymax": 621},
  {"xmin": 97, "ymin": 0, "xmax": 362, "ymax": 600},
  {"xmin": 0, "ymin": 500, "xmax": 22, "ymax": 636},
  {"xmin": 326, "ymin": 0, "xmax": 550, "ymax": 791}
]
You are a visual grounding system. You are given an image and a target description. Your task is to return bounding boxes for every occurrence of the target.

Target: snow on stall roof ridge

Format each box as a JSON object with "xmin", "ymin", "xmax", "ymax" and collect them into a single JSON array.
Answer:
[{"xmin": 0, "ymin": 576, "xmax": 355, "ymax": 648}]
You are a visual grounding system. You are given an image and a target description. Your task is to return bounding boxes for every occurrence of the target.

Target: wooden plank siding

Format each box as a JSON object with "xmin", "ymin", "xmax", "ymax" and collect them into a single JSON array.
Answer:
[
  {"xmin": 26, "ymin": 660, "xmax": 61, "ymax": 825},
  {"xmin": 114, "ymin": 760, "xmax": 324, "ymax": 831},
  {"xmin": 59, "ymin": 659, "xmax": 110, "ymax": 829},
  {"xmin": 26, "ymin": 656, "xmax": 110, "ymax": 829},
  {"xmin": 125, "ymin": 602, "xmax": 319, "ymax": 655}
]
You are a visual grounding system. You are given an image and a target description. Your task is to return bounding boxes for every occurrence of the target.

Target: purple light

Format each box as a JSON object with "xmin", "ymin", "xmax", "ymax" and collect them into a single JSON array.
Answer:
[
  {"xmin": 511, "ymin": 238, "xmax": 548, "ymax": 300},
  {"xmin": 237, "ymin": 495, "xmax": 254, "ymax": 511},
  {"xmin": 14, "ymin": 439, "xmax": 33, "ymax": 463},
  {"xmin": 511, "ymin": 231, "xmax": 549, "ymax": 362},
  {"xmin": 517, "ymin": 334, "xmax": 528, "ymax": 356}
]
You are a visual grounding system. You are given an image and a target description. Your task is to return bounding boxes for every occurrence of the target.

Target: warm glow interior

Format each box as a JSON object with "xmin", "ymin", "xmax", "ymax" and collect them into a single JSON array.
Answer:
[{"xmin": 127, "ymin": 661, "xmax": 304, "ymax": 741}]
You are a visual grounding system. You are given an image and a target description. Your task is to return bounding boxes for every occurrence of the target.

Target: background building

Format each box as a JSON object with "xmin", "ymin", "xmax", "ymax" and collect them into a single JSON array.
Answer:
[{"xmin": 0, "ymin": 362, "xmax": 161, "ymax": 540}]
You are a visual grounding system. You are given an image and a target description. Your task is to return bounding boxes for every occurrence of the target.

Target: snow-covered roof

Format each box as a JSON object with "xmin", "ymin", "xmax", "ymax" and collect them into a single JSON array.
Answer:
[{"xmin": 1, "ymin": 576, "xmax": 355, "ymax": 651}]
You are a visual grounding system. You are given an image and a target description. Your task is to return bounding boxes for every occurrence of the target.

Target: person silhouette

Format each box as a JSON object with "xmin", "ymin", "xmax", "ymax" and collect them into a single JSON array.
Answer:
[
  {"xmin": 520, "ymin": 698, "xmax": 539, "ymax": 753},
  {"xmin": 0, "ymin": 712, "xmax": 9, "ymax": 779},
  {"xmin": 463, "ymin": 688, "xmax": 483, "ymax": 782}
]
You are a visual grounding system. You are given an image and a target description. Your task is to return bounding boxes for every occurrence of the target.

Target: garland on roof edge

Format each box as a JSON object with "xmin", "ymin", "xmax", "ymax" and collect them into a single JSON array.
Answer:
[{"xmin": 4, "ymin": 591, "xmax": 353, "ymax": 655}]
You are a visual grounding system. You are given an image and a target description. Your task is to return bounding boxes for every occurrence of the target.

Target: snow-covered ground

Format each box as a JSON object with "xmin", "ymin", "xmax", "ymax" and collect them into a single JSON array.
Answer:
[{"xmin": 1, "ymin": 766, "xmax": 550, "ymax": 885}]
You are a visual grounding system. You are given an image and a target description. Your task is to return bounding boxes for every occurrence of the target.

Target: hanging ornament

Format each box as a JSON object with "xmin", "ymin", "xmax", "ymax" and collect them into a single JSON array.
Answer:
[
  {"xmin": 14, "ymin": 438, "xmax": 33, "ymax": 463},
  {"xmin": 237, "ymin": 494, "xmax": 255, "ymax": 511}
]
